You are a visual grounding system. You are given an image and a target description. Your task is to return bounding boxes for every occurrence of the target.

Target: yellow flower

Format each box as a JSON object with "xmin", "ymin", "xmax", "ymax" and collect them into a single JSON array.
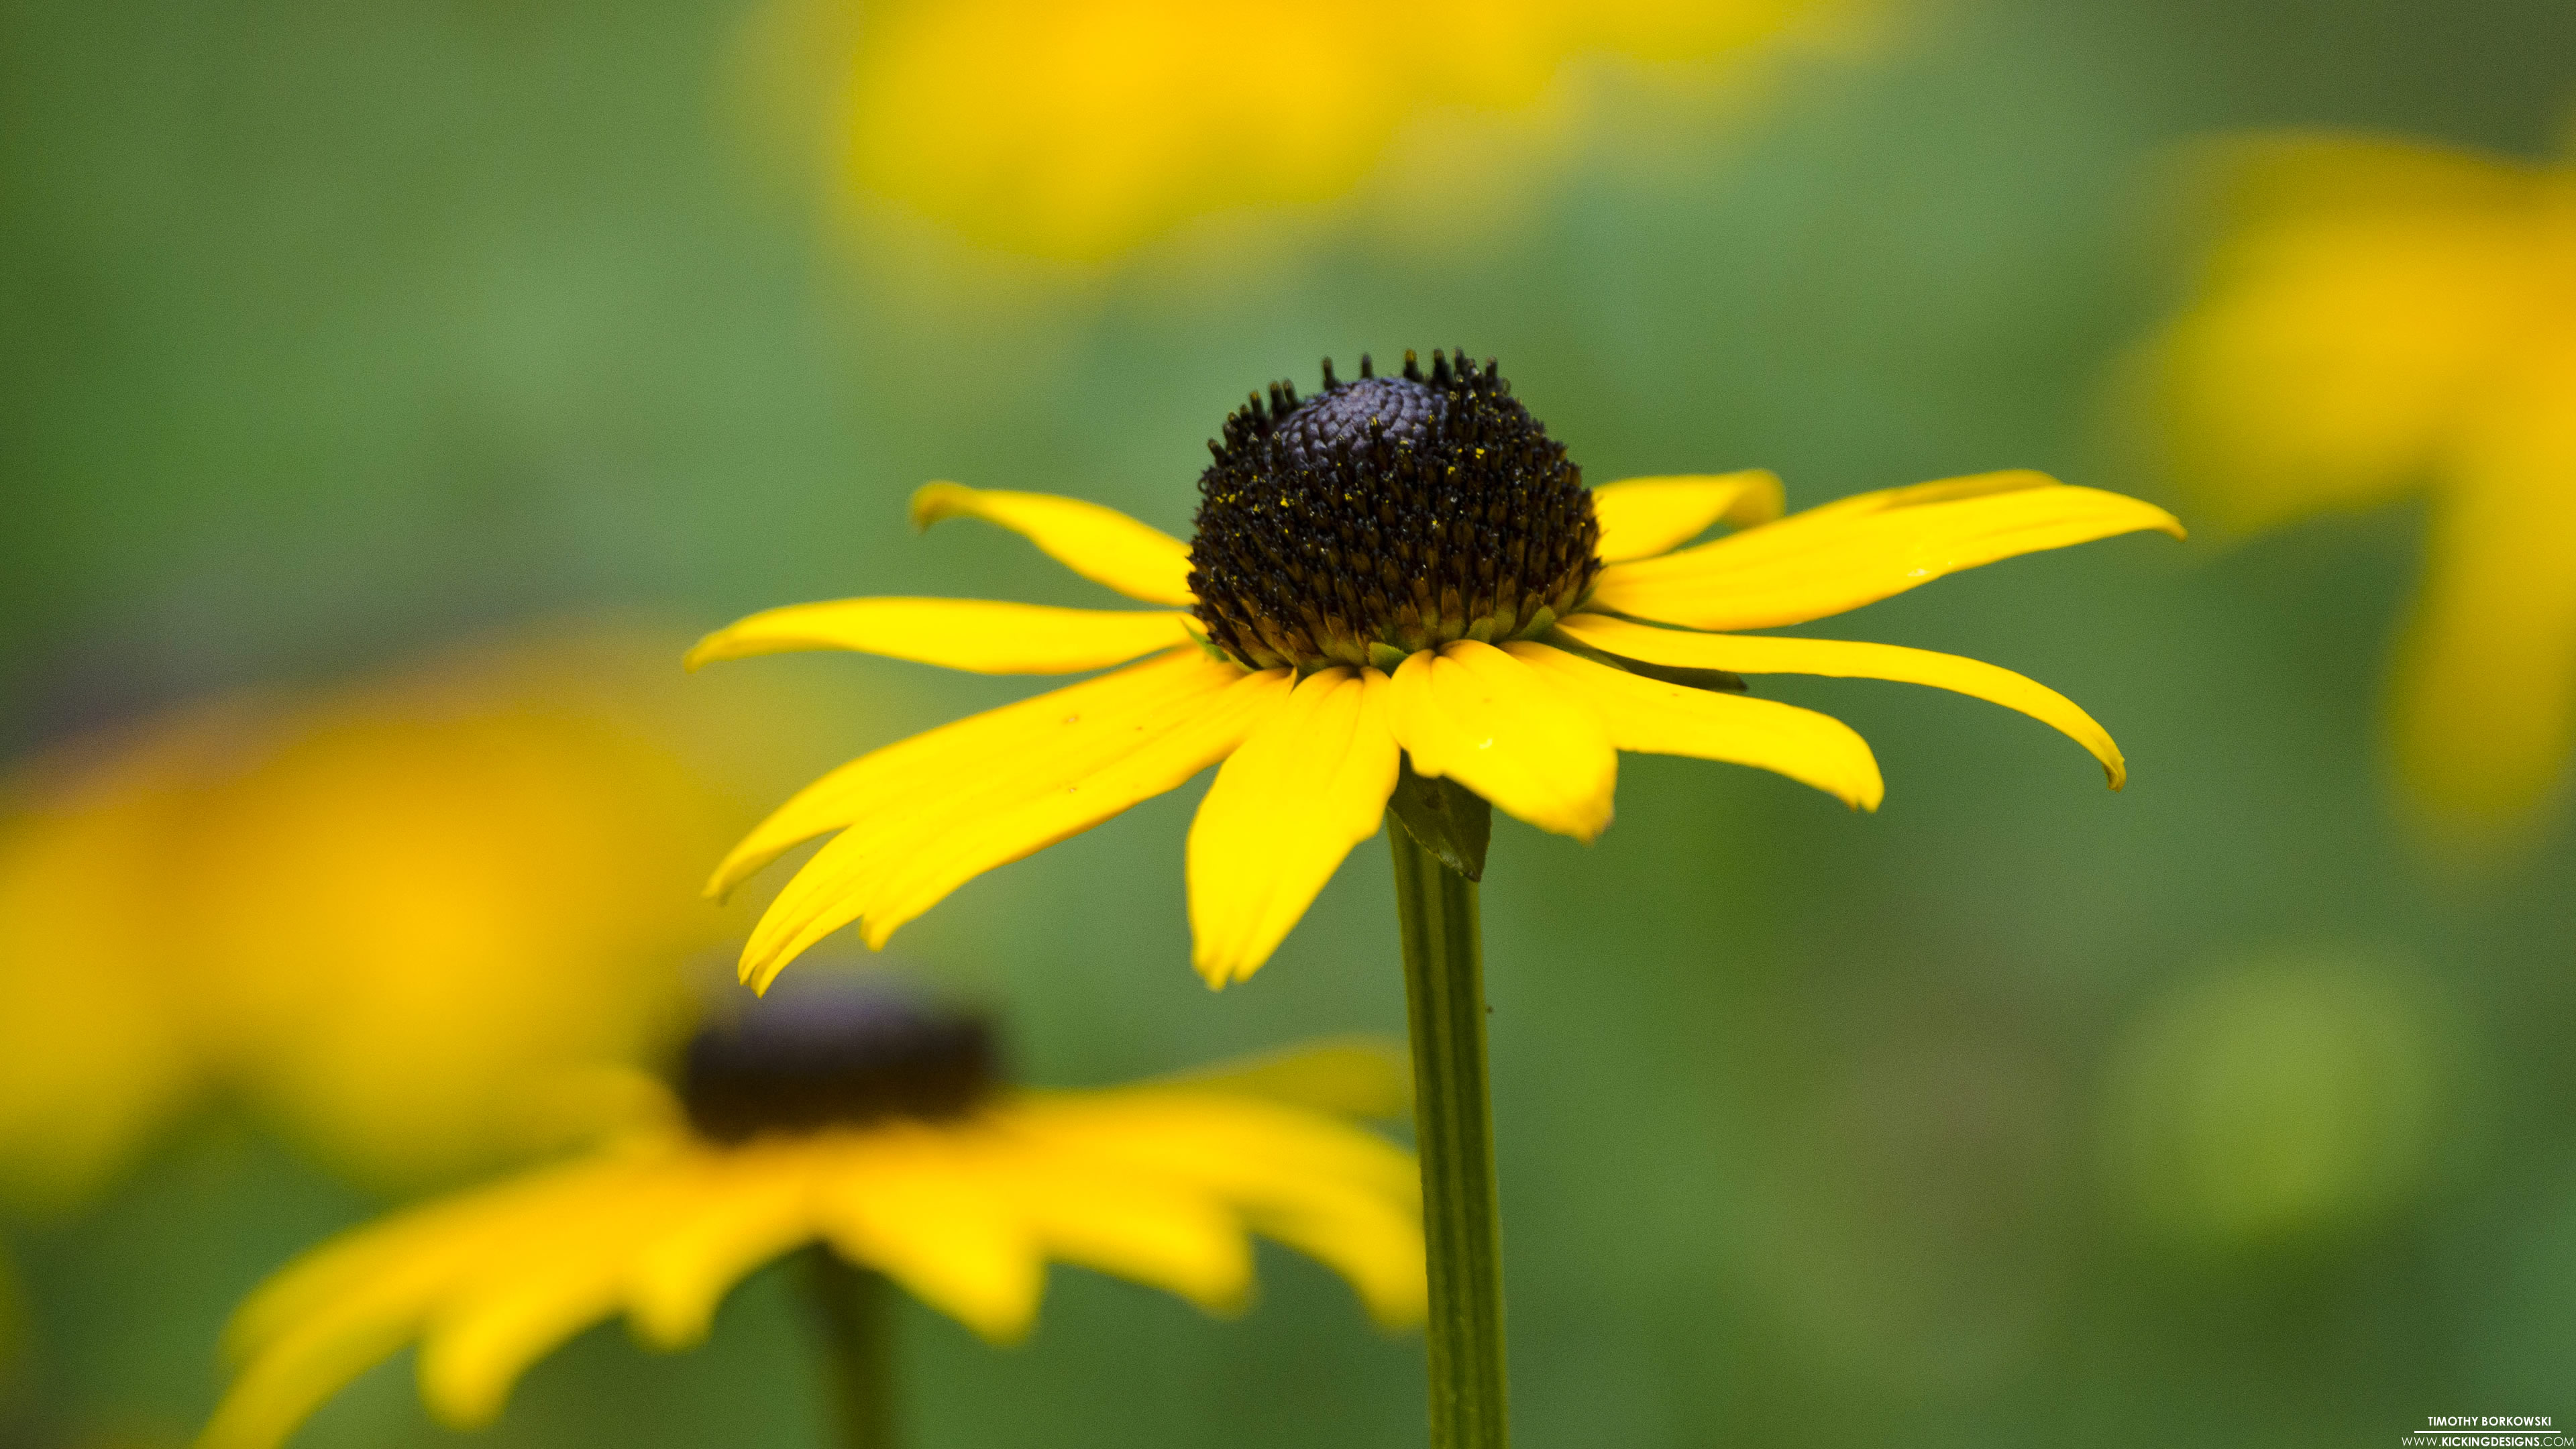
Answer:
[
  {"xmin": 770, "ymin": 0, "xmax": 1823, "ymax": 262},
  {"xmin": 0, "ymin": 625, "xmax": 812, "ymax": 1207},
  {"xmin": 2147, "ymin": 130, "xmax": 2576, "ymax": 837},
  {"xmin": 197, "ymin": 985, "xmax": 1423, "ymax": 1449},
  {"xmin": 694, "ymin": 352, "xmax": 2182, "ymax": 988}
]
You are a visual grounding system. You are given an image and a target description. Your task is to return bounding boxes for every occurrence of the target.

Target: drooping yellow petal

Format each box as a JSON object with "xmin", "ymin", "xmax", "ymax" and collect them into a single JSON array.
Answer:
[
  {"xmin": 1385, "ymin": 641, "xmax": 1615, "ymax": 841},
  {"xmin": 911, "ymin": 482, "xmax": 1197, "ymax": 605},
  {"xmin": 1590, "ymin": 470, "xmax": 1785, "ymax": 562},
  {"xmin": 685, "ymin": 598, "xmax": 1197, "ymax": 675},
  {"xmin": 1590, "ymin": 472, "xmax": 2185, "ymax": 630},
  {"xmin": 1510, "ymin": 643, "xmax": 1882, "ymax": 810},
  {"xmin": 1186, "ymin": 667, "xmax": 1399, "ymax": 986},
  {"xmin": 708, "ymin": 649, "xmax": 1242, "ymax": 897},
  {"xmin": 738, "ymin": 663, "xmax": 1291, "ymax": 987},
  {"xmin": 810, "ymin": 1126, "xmax": 1044, "ymax": 1343},
  {"xmin": 1556, "ymin": 614, "xmax": 2126, "ymax": 788}
]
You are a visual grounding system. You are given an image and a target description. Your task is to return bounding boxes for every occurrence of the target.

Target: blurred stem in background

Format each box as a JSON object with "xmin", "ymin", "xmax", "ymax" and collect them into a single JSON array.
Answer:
[
  {"xmin": 1388, "ymin": 765, "xmax": 1509, "ymax": 1449},
  {"xmin": 804, "ymin": 1250, "xmax": 897, "ymax": 1449}
]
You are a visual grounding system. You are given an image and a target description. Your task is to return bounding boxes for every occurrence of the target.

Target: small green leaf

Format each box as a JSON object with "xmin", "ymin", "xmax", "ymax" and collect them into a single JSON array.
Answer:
[
  {"xmin": 1368, "ymin": 641, "xmax": 1413, "ymax": 672},
  {"xmin": 1385, "ymin": 757, "xmax": 1491, "ymax": 881}
]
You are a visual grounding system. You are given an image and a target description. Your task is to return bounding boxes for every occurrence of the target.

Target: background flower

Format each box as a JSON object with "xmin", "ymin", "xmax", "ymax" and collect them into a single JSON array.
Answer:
[
  {"xmin": 2143, "ymin": 129, "xmax": 2576, "ymax": 841},
  {"xmin": 747, "ymin": 0, "xmax": 1847, "ymax": 262},
  {"xmin": 0, "ymin": 623, "xmax": 831, "ymax": 1206},
  {"xmin": 201, "ymin": 1017, "xmax": 1423, "ymax": 1449}
]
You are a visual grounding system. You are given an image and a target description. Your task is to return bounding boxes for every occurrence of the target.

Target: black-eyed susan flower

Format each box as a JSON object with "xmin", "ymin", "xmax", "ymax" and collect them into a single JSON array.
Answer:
[
  {"xmin": 0, "ymin": 624, "xmax": 832, "ymax": 1206},
  {"xmin": 197, "ymin": 979, "xmax": 1423, "ymax": 1449},
  {"xmin": 695, "ymin": 350, "xmax": 2176, "ymax": 1448},
  {"xmin": 749, "ymin": 0, "xmax": 1831, "ymax": 262},
  {"xmin": 694, "ymin": 350, "xmax": 2182, "ymax": 991},
  {"xmin": 2145, "ymin": 130, "xmax": 2576, "ymax": 839}
]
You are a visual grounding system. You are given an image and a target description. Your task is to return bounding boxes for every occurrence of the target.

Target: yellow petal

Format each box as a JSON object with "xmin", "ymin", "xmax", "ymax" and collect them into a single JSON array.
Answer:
[
  {"xmin": 1591, "ymin": 472, "xmax": 2186, "ymax": 630},
  {"xmin": 1186, "ymin": 667, "xmax": 1399, "ymax": 986},
  {"xmin": 621, "ymin": 1148, "xmax": 818, "ymax": 1350},
  {"xmin": 1232, "ymin": 1178, "xmax": 1430, "ymax": 1330},
  {"xmin": 1006, "ymin": 1092, "xmax": 1424, "ymax": 1327},
  {"xmin": 685, "ymin": 598, "xmax": 1196, "ymax": 675},
  {"xmin": 1014, "ymin": 1093, "xmax": 1432, "ymax": 1320},
  {"xmin": 1149, "ymin": 1036, "xmax": 1412, "ymax": 1118},
  {"xmin": 417, "ymin": 1169, "xmax": 694, "ymax": 1427},
  {"xmin": 912, "ymin": 482, "xmax": 1196, "ymax": 605},
  {"xmin": 223, "ymin": 1159, "xmax": 625, "ymax": 1362},
  {"xmin": 1023, "ymin": 1093, "xmax": 1424, "ymax": 1206},
  {"xmin": 198, "ymin": 1315, "xmax": 423, "ymax": 1449},
  {"xmin": 987, "ymin": 1130, "xmax": 1254, "ymax": 1316},
  {"xmin": 708, "ymin": 649, "xmax": 1240, "ymax": 897},
  {"xmin": 810, "ymin": 1126, "xmax": 1044, "ymax": 1344},
  {"xmin": 1743, "ymin": 469, "xmax": 2059, "ymax": 527},
  {"xmin": 1385, "ymin": 641, "xmax": 1615, "ymax": 841},
  {"xmin": 738, "ymin": 663, "xmax": 1290, "ymax": 988},
  {"xmin": 1590, "ymin": 470, "xmax": 1784, "ymax": 562},
  {"xmin": 1511, "ymin": 643, "xmax": 1882, "ymax": 810},
  {"xmin": 1556, "ymin": 615, "xmax": 2127, "ymax": 789},
  {"xmin": 206, "ymin": 1161, "xmax": 641, "ymax": 1449}
]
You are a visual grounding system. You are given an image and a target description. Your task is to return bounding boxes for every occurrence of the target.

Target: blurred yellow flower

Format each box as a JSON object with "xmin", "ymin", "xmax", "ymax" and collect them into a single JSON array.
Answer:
[
  {"xmin": 0, "ymin": 625, "xmax": 816, "ymax": 1208},
  {"xmin": 769, "ymin": 0, "xmax": 1824, "ymax": 261},
  {"xmin": 199, "ymin": 989, "xmax": 1422, "ymax": 1449},
  {"xmin": 2148, "ymin": 130, "xmax": 2576, "ymax": 837},
  {"xmin": 694, "ymin": 352, "xmax": 2180, "ymax": 989}
]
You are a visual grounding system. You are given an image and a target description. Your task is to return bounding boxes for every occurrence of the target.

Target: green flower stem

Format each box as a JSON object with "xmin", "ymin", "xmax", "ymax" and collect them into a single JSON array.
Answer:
[
  {"xmin": 803, "ymin": 1249, "xmax": 897, "ymax": 1449},
  {"xmin": 1388, "ymin": 823, "xmax": 1510, "ymax": 1449}
]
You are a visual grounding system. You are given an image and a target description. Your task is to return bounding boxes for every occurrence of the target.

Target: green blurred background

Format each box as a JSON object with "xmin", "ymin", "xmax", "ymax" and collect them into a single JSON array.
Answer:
[{"xmin": 6, "ymin": 0, "xmax": 2575, "ymax": 1445}]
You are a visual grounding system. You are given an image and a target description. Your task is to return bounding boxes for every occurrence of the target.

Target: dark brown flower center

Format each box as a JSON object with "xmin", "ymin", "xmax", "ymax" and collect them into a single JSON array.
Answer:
[
  {"xmin": 679, "ymin": 978, "xmax": 997, "ymax": 1142},
  {"xmin": 1187, "ymin": 350, "xmax": 1601, "ymax": 671}
]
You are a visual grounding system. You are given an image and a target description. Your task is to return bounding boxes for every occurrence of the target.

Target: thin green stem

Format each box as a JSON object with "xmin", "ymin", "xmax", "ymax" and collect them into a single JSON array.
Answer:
[
  {"xmin": 1388, "ymin": 823, "xmax": 1509, "ymax": 1449},
  {"xmin": 802, "ymin": 1249, "xmax": 897, "ymax": 1449}
]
